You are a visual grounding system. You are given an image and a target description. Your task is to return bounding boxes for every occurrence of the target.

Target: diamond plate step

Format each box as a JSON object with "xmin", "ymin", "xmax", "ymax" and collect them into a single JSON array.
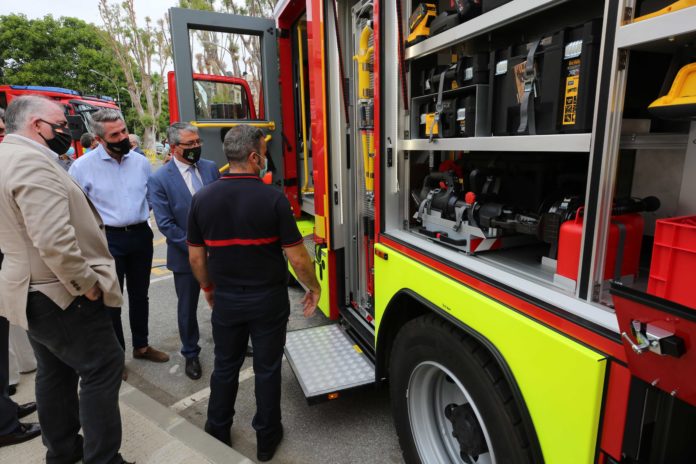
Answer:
[{"xmin": 285, "ymin": 324, "xmax": 375, "ymax": 403}]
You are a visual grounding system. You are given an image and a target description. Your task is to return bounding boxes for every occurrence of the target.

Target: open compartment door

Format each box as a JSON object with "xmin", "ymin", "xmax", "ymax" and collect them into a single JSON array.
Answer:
[
  {"xmin": 611, "ymin": 283, "xmax": 696, "ymax": 406},
  {"xmin": 169, "ymin": 7, "xmax": 283, "ymax": 182}
]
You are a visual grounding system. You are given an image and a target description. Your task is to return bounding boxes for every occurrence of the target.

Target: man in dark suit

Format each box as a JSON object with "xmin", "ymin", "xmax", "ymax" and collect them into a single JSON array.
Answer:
[{"xmin": 148, "ymin": 123, "xmax": 220, "ymax": 380}]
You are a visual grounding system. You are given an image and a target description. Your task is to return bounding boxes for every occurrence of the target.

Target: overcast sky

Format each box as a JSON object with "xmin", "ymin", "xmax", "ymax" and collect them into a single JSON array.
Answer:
[{"xmin": 0, "ymin": 0, "xmax": 179, "ymax": 26}]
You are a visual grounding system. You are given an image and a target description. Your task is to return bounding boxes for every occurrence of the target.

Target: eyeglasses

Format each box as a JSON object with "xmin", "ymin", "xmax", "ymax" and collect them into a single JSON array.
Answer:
[
  {"xmin": 178, "ymin": 139, "xmax": 203, "ymax": 148},
  {"xmin": 39, "ymin": 119, "xmax": 69, "ymax": 131}
]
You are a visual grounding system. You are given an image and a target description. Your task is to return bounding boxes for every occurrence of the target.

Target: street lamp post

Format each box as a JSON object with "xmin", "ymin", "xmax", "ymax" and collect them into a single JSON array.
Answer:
[{"xmin": 89, "ymin": 69, "xmax": 120, "ymax": 107}]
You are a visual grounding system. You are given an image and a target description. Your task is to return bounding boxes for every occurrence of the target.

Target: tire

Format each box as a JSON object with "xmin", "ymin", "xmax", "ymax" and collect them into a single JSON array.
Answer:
[{"xmin": 389, "ymin": 314, "xmax": 534, "ymax": 464}]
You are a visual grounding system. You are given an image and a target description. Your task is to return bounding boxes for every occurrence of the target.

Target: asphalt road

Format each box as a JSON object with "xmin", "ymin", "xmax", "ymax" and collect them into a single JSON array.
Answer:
[{"xmin": 119, "ymin": 216, "xmax": 403, "ymax": 463}]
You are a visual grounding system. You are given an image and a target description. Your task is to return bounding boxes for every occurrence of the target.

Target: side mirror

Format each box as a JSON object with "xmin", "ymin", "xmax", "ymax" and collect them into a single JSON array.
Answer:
[{"xmin": 67, "ymin": 115, "xmax": 86, "ymax": 141}]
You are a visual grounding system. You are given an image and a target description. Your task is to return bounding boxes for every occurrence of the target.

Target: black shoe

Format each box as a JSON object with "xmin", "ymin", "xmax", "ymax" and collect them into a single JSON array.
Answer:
[
  {"xmin": 0, "ymin": 422, "xmax": 41, "ymax": 448},
  {"xmin": 185, "ymin": 357, "xmax": 202, "ymax": 380},
  {"xmin": 8, "ymin": 384, "xmax": 16, "ymax": 396},
  {"xmin": 17, "ymin": 402, "xmax": 37, "ymax": 419},
  {"xmin": 204, "ymin": 421, "xmax": 231, "ymax": 446},
  {"xmin": 257, "ymin": 426, "xmax": 283, "ymax": 462},
  {"xmin": 245, "ymin": 345, "xmax": 253, "ymax": 357}
]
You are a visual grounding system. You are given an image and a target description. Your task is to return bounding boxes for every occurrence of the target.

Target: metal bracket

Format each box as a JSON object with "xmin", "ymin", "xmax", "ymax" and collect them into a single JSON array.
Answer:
[
  {"xmin": 622, "ymin": 320, "xmax": 685, "ymax": 357},
  {"xmin": 618, "ymin": 49, "xmax": 629, "ymax": 71}
]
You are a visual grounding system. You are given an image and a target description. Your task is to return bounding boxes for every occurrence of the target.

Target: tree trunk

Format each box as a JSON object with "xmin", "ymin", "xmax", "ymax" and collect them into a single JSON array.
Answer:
[{"xmin": 142, "ymin": 126, "xmax": 157, "ymax": 151}]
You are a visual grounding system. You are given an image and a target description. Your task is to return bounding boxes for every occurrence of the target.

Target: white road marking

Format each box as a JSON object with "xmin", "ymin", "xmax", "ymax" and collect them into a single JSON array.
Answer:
[
  {"xmin": 169, "ymin": 366, "xmax": 255, "ymax": 413},
  {"xmin": 150, "ymin": 274, "xmax": 174, "ymax": 284}
]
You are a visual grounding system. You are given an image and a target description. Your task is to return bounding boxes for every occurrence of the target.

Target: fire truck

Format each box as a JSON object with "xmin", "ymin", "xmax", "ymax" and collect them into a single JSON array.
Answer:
[
  {"xmin": 0, "ymin": 84, "xmax": 121, "ymax": 156},
  {"xmin": 169, "ymin": 0, "xmax": 696, "ymax": 462}
]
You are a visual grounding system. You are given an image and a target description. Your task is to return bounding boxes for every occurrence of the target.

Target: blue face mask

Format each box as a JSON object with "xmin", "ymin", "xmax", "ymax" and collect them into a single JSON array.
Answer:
[{"xmin": 258, "ymin": 154, "xmax": 268, "ymax": 178}]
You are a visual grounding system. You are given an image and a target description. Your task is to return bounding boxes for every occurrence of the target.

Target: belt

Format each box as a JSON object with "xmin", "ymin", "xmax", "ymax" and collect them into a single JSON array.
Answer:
[{"xmin": 104, "ymin": 222, "xmax": 149, "ymax": 232}]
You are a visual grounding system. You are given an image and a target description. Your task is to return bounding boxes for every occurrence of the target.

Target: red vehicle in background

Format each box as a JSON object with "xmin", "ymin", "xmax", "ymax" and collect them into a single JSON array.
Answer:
[
  {"xmin": 0, "ymin": 84, "xmax": 121, "ymax": 157},
  {"xmin": 167, "ymin": 71, "xmax": 258, "ymax": 123}
]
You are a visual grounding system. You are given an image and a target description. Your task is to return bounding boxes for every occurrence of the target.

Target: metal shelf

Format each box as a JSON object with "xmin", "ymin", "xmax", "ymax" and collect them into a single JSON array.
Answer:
[
  {"xmin": 620, "ymin": 133, "xmax": 689, "ymax": 150},
  {"xmin": 404, "ymin": 0, "xmax": 571, "ymax": 60},
  {"xmin": 615, "ymin": 6, "xmax": 696, "ymax": 49},
  {"xmin": 400, "ymin": 133, "xmax": 592, "ymax": 152}
]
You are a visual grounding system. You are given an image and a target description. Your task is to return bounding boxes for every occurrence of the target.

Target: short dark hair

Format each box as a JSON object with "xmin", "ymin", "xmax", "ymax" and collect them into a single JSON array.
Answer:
[
  {"xmin": 91, "ymin": 109, "xmax": 124, "ymax": 138},
  {"xmin": 80, "ymin": 132, "xmax": 95, "ymax": 148},
  {"xmin": 223, "ymin": 125, "xmax": 264, "ymax": 165}
]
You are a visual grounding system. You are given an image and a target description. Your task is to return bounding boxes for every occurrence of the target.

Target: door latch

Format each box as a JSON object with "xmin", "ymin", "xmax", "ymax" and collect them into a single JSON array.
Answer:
[{"xmin": 621, "ymin": 320, "xmax": 685, "ymax": 357}]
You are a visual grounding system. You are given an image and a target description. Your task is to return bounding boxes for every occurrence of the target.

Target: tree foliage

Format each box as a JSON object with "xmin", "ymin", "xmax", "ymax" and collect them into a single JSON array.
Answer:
[
  {"xmin": 98, "ymin": 0, "xmax": 171, "ymax": 150},
  {"xmin": 178, "ymin": 0, "xmax": 277, "ymax": 113},
  {"xmin": 0, "ymin": 14, "xmax": 126, "ymax": 100}
]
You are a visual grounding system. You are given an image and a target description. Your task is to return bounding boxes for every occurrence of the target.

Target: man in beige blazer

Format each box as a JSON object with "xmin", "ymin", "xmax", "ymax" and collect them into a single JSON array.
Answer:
[{"xmin": 0, "ymin": 96, "xmax": 131, "ymax": 463}]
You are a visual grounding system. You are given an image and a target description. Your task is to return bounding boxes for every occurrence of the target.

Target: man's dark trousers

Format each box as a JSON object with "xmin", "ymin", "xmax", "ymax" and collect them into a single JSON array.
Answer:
[
  {"xmin": 206, "ymin": 285, "xmax": 289, "ymax": 445},
  {"xmin": 173, "ymin": 272, "xmax": 201, "ymax": 359},
  {"xmin": 0, "ymin": 316, "xmax": 20, "ymax": 436},
  {"xmin": 106, "ymin": 226, "xmax": 154, "ymax": 350},
  {"xmin": 26, "ymin": 292, "xmax": 124, "ymax": 464}
]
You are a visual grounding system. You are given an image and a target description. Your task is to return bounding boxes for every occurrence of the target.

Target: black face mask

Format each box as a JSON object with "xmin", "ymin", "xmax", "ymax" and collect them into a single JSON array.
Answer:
[
  {"xmin": 106, "ymin": 137, "xmax": 131, "ymax": 155},
  {"xmin": 39, "ymin": 120, "xmax": 73, "ymax": 155},
  {"xmin": 182, "ymin": 146, "xmax": 202, "ymax": 164}
]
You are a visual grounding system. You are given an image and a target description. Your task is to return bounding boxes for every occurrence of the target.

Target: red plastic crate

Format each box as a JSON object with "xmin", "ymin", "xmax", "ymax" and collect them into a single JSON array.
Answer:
[{"xmin": 647, "ymin": 216, "xmax": 696, "ymax": 309}]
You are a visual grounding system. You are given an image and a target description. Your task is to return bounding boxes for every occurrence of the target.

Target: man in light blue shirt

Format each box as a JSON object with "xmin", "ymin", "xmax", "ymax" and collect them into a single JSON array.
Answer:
[{"xmin": 69, "ymin": 109, "xmax": 169, "ymax": 372}]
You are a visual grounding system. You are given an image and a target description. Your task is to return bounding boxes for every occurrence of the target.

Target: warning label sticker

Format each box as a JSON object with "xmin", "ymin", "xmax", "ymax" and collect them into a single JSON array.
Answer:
[{"xmin": 563, "ymin": 58, "xmax": 581, "ymax": 126}]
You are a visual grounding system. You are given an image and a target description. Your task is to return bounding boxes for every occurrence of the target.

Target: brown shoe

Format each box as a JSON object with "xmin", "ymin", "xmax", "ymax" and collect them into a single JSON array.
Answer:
[{"xmin": 133, "ymin": 346, "xmax": 170, "ymax": 363}]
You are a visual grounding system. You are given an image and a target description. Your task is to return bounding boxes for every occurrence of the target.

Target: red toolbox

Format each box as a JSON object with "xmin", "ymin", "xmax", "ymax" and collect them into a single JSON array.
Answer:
[
  {"xmin": 557, "ymin": 211, "xmax": 644, "ymax": 282},
  {"xmin": 648, "ymin": 216, "xmax": 696, "ymax": 309}
]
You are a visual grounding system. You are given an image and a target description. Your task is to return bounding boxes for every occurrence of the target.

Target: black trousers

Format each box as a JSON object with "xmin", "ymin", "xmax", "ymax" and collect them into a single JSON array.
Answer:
[
  {"xmin": 26, "ymin": 292, "xmax": 124, "ymax": 464},
  {"xmin": 0, "ymin": 316, "xmax": 19, "ymax": 436},
  {"xmin": 106, "ymin": 227, "xmax": 154, "ymax": 350},
  {"xmin": 206, "ymin": 285, "xmax": 289, "ymax": 446}
]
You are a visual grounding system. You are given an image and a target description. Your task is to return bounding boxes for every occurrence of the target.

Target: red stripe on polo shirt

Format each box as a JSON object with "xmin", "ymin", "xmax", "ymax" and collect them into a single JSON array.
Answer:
[
  {"xmin": 186, "ymin": 241, "xmax": 205, "ymax": 247},
  {"xmin": 221, "ymin": 175, "xmax": 261, "ymax": 180},
  {"xmin": 281, "ymin": 238, "xmax": 304, "ymax": 248},
  {"xmin": 204, "ymin": 236, "xmax": 279, "ymax": 247}
]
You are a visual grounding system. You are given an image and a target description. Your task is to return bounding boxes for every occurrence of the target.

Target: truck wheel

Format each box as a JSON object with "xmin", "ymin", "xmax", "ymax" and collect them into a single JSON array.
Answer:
[{"xmin": 389, "ymin": 314, "xmax": 534, "ymax": 464}]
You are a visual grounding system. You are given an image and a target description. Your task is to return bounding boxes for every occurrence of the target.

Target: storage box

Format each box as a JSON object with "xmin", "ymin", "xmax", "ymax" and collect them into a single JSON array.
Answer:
[
  {"xmin": 411, "ymin": 84, "xmax": 490, "ymax": 138},
  {"xmin": 648, "ymin": 216, "xmax": 696, "ymax": 309},
  {"xmin": 490, "ymin": 19, "xmax": 602, "ymax": 135}
]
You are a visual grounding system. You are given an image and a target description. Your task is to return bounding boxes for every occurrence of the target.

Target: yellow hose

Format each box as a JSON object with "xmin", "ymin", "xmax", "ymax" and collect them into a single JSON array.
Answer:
[{"xmin": 353, "ymin": 23, "xmax": 375, "ymax": 193}]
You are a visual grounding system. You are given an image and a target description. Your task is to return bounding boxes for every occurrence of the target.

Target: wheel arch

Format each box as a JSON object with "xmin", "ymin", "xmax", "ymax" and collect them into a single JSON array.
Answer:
[{"xmin": 376, "ymin": 288, "xmax": 545, "ymax": 463}]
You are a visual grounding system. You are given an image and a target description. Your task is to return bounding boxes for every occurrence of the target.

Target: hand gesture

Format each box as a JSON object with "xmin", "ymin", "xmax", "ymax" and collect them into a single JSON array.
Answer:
[{"xmin": 301, "ymin": 289, "xmax": 320, "ymax": 318}]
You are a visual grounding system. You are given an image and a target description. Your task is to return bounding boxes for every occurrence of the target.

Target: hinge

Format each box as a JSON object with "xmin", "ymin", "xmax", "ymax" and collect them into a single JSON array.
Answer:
[
  {"xmin": 592, "ymin": 283, "xmax": 602, "ymax": 302},
  {"xmin": 618, "ymin": 49, "xmax": 629, "ymax": 71}
]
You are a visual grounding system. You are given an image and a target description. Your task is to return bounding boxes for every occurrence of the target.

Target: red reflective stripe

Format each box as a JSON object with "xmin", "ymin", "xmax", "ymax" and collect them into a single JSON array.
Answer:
[
  {"xmin": 204, "ymin": 236, "xmax": 279, "ymax": 247},
  {"xmin": 186, "ymin": 241, "xmax": 205, "ymax": 247},
  {"xmin": 221, "ymin": 175, "xmax": 260, "ymax": 180}
]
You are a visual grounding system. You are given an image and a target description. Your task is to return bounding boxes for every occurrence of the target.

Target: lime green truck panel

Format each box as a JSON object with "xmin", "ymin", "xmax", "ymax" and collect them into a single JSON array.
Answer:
[
  {"xmin": 289, "ymin": 217, "xmax": 331, "ymax": 318},
  {"xmin": 374, "ymin": 244, "xmax": 607, "ymax": 464}
]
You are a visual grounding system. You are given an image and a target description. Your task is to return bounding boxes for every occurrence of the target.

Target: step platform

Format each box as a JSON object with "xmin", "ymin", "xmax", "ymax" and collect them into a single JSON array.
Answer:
[{"xmin": 285, "ymin": 324, "xmax": 375, "ymax": 404}]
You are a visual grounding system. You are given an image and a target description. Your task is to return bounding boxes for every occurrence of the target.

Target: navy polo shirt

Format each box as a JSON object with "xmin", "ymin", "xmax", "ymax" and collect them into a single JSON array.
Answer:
[{"xmin": 187, "ymin": 173, "xmax": 303, "ymax": 289}]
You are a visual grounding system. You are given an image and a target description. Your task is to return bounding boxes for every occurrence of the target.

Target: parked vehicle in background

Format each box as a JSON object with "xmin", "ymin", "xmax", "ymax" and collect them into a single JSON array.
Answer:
[{"xmin": 0, "ymin": 85, "xmax": 122, "ymax": 157}]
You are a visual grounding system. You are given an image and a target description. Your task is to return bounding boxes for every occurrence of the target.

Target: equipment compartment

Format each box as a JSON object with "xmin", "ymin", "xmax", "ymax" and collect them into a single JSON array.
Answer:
[{"xmin": 490, "ymin": 19, "xmax": 602, "ymax": 135}]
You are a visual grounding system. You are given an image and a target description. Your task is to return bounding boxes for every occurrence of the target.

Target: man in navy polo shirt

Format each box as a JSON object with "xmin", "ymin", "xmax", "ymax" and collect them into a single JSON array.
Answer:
[{"xmin": 187, "ymin": 125, "xmax": 320, "ymax": 462}]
